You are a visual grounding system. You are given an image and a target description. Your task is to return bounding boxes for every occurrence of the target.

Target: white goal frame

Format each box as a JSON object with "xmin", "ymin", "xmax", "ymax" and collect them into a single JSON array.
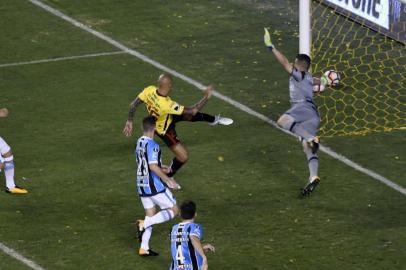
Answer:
[{"xmin": 299, "ymin": 0, "xmax": 311, "ymax": 56}]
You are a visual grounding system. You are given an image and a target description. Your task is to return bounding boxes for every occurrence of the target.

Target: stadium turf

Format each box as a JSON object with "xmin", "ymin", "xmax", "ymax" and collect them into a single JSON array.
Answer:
[{"xmin": 0, "ymin": 0, "xmax": 405, "ymax": 269}]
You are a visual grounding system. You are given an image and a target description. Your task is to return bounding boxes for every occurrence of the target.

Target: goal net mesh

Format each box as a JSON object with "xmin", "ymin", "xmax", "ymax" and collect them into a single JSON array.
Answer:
[{"xmin": 311, "ymin": 0, "xmax": 406, "ymax": 137}]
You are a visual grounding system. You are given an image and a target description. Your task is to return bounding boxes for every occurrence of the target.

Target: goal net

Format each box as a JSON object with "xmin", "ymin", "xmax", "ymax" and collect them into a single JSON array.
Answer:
[{"xmin": 310, "ymin": 0, "xmax": 406, "ymax": 137}]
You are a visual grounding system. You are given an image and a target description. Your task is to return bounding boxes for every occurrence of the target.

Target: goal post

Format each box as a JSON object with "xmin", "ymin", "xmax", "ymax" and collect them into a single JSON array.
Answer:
[{"xmin": 299, "ymin": 0, "xmax": 311, "ymax": 56}]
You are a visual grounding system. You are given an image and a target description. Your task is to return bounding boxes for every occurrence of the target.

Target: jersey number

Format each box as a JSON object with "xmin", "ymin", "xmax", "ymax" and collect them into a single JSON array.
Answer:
[
  {"xmin": 137, "ymin": 150, "xmax": 148, "ymax": 177},
  {"xmin": 176, "ymin": 245, "xmax": 185, "ymax": 265}
]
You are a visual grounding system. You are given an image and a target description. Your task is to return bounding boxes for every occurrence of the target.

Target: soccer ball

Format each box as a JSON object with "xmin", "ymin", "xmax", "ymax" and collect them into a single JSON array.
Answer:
[{"xmin": 324, "ymin": 70, "xmax": 341, "ymax": 86}]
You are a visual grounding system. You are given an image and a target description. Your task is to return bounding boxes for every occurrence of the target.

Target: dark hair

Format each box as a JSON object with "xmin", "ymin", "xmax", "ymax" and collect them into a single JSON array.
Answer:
[
  {"xmin": 295, "ymin": 54, "xmax": 311, "ymax": 70},
  {"xmin": 142, "ymin": 116, "xmax": 156, "ymax": 132},
  {"xmin": 180, "ymin": 200, "xmax": 196, "ymax": 220}
]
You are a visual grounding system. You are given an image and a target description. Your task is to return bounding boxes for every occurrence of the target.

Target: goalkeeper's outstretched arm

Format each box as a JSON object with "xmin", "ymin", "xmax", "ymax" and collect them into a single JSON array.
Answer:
[{"xmin": 263, "ymin": 28, "xmax": 293, "ymax": 74}]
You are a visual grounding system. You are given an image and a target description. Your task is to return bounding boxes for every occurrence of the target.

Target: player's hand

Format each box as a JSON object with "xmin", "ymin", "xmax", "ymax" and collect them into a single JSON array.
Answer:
[
  {"xmin": 203, "ymin": 85, "xmax": 214, "ymax": 99},
  {"xmin": 263, "ymin": 28, "xmax": 275, "ymax": 50},
  {"xmin": 161, "ymin": 165, "xmax": 171, "ymax": 174},
  {"xmin": 123, "ymin": 120, "xmax": 133, "ymax": 137},
  {"xmin": 167, "ymin": 177, "xmax": 181, "ymax": 190},
  {"xmin": 0, "ymin": 108, "xmax": 9, "ymax": 118},
  {"xmin": 203, "ymin": 244, "xmax": 215, "ymax": 253},
  {"xmin": 320, "ymin": 74, "xmax": 329, "ymax": 86}
]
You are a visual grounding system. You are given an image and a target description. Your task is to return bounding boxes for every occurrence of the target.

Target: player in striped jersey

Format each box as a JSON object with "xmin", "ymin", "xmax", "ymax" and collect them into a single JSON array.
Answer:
[
  {"xmin": 135, "ymin": 116, "xmax": 181, "ymax": 257},
  {"xmin": 0, "ymin": 108, "xmax": 28, "ymax": 194},
  {"xmin": 170, "ymin": 200, "xmax": 215, "ymax": 270},
  {"xmin": 123, "ymin": 73, "xmax": 233, "ymax": 178}
]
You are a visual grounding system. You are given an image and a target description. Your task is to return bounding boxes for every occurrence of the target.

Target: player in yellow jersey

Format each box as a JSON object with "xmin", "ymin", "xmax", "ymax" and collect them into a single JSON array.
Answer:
[
  {"xmin": 123, "ymin": 74, "xmax": 233, "ymax": 177},
  {"xmin": 0, "ymin": 108, "xmax": 28, "ymax": 194}
]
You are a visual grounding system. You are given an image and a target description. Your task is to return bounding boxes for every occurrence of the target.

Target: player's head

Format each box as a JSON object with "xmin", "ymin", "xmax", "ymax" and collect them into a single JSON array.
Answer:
[
  {"xmin": 158, "ymin": 73, "xmax": 173, "ymax": 96},
  {"xmin": 294, "ymin": 54, "xmax": 311, "ymax": 71},
  {"xmin": 180, "ymin": 200, "xmax": 197, "ymax": 220},
  {"xmin": 142, "ymin": 116, "xmax": 156, "ymax": 134}
]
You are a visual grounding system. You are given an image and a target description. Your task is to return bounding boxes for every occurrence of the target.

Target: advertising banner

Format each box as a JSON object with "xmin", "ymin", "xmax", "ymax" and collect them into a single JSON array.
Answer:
[{"xmin": 323, "ymin": 0, "xmax": 406, "ymax": 42}]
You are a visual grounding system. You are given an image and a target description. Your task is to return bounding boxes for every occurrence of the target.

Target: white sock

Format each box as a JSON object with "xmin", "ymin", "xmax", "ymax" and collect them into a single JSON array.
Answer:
[
  {"xmin": 143, "ymin": 209, "xmax": 174, "ymax": 228},
  {"xmin": 4, "ymin": 156, "xmax": 15, "ymax": 189},
  {"xmin": 140, "ymin": 226, "xmax": 153, "ymax": 251},
  {"xmin": 303, "ymin": 141, "xmax": 319, "ymax": 181}
]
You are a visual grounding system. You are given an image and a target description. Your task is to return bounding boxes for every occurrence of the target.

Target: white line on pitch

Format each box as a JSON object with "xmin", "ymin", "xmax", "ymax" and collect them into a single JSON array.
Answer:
[
  {"xmin": 0, "ymin": 51, "xmax": 125, "ymax": 68},
  {"xmin": 28, "ymin": 0, "xmax": 406, "ymax": 196},
  {"xmin": 0, "ymin": 242, "xmax": 46, "ymax": 270}
]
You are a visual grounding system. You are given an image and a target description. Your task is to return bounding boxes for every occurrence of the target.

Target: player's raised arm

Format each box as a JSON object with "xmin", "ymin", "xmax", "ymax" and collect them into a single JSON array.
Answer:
[
  {"xmin": 183, "ymin": 85, "xmax": 214, "ymax": 117},
  {"xmin": 0, "ymin": 108, "xmax": 9, "ymax": 118},
  {"xmin": 264, "ymin": 28, "xmax": 293, "ymax": 74},
  {"xmin": 123, "ymin": 97, "xmax": 144, "ymax": 137}
]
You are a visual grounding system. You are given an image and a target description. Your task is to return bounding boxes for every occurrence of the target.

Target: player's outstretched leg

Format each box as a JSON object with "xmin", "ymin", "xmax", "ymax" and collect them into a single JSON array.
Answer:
[
  {"xmin": 167, "ymin": 143, "xmax": 188, "ymax": 177},
  {"xmin": 209, "ymin": 114, "xmax": 233, "ymax": 126},
  {"xmin": 277, "ymin": 114, "xmax": 316, "ymax": 142},
  {"xmin": 186, "ymin": 112, "xmax": 233, "ymax": 126},
  {"xmin": 138, "ymin": 204, "xmax": 179, "ymax": 257},
  {"xmin": 0, "ymin": 142, "xmax": 28, "ymax": 194},
  {"xmin": 301, "ymin": 140, "xmax": 320, "ymax": 197}
]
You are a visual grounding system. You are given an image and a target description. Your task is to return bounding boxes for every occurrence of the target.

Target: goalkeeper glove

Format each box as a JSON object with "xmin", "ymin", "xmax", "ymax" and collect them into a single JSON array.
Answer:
[
  {"xmin": 320, "ymin": 75, "xmax": 329, "ymax": 86},
  {"xmin": 263, "ymin": 28, "xmax": 274, "ymax": 51}
]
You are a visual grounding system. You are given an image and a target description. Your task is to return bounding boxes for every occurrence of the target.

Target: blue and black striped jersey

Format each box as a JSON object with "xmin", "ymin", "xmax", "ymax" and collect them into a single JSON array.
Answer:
[
  {"xmin": 170, "ymin": 222, "xmax": 204, "ymax": 270},
  {"xmin": 135, "ymin": 136, "xmax": 166, "ymax": 197}
]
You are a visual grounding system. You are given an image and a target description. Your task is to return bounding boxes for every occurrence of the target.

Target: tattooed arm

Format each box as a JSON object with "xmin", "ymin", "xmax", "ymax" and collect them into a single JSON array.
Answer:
[{"xmin": 123, "ymin": 97, "xmax": 143, "ymax": 137}]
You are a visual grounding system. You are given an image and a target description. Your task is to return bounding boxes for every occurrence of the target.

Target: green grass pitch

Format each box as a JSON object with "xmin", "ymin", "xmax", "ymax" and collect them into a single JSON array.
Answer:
[{"xmin": 0, "ymin": 0, "xmax": 405, "ymax": 269}]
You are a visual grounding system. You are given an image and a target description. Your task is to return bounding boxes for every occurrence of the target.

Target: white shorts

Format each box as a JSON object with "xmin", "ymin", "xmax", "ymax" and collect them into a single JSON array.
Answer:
[
  {"xmin": 140, "ymin": 189, "xmax": 176, "ymax": 210},
  {"xmin": 0, "ymin": 137, "xmax": 11, "ymax": 155}
]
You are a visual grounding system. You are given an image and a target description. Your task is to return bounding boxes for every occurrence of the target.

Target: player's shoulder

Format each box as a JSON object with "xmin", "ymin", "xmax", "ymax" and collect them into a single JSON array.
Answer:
[
  {"xmin": 147, "ymin": 138, "xmax": 160, "ymax": 151},
  {"xmin": 189, "ymin": 223, "xmax": 203, "ymax": 235},
  {"xmin": 136, "ymin": 136, "xmax": 147, "ymax": 145},
  {"xmin": 171, "ymin": 222, "xmax": 180, "ymax": 231},
  {"xmin": 141, "ymin": 85, "xmax": 157, "ymax": 94}
]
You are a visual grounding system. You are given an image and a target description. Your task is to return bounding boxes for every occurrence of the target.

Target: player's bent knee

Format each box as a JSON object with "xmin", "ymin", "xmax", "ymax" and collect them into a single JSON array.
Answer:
[
  {"xmin": 2, "ymin": 150, "xmax": 13, "ymax": 158},
  {"xmin": 171, "ymin": 205, "xmax": 179, "ymax": 216},
  {"xmin": 176, "ymin": 151, "xmax": 188, "ymax": 163},
  {"xmin": 277, "ymin": 115, "xmax": 294, "ymax": 130},
  {"xmin": 276, "ymin": 117, "xmax": 284, "ymax": 127}
]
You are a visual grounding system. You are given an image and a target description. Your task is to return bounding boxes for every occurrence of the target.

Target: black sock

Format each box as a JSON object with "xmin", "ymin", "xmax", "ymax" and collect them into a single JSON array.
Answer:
[
  {"xmin": 190, "ymin": 112, "xmax": 215, "ymax": 123},
  {"xmin": 167, "ymin": 158, "xmax": 185, "ymax": 177}
]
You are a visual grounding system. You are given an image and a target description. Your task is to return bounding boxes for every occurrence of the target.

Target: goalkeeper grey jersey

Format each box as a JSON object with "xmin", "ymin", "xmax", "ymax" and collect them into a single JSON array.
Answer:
[{"xmin": 289, "ymin": 67, "xmax": 314, "ymax": 105}]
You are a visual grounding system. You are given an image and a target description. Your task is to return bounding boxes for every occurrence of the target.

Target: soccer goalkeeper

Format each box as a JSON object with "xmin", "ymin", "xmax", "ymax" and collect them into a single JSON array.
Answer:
[{"xmin": 264, "ymin": 28, "xmax": 328, "ymax": 196}]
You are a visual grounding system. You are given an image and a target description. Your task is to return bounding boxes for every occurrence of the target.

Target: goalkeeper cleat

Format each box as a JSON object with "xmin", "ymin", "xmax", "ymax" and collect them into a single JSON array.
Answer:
[
  {"xmin": 5, "ymin": 186, "xmax": 28, "ymax": 194},
  {"xmin": 301, "ymin": 177, "xmax": 320, "ymax": 197},
  {"xmin": 210, "ymin": 115, "xmax": 233, "ymax": 126},
  {"xmin": 136, "ymin": 220, "xmax": 145, "ymax": 242},
  {"xmin": 307, "ymin": 136, "xmax": 320, "ymax": 154},
  {"xmin": 139, "ymin": 248, "xmax": 159, "ymax": 257}
]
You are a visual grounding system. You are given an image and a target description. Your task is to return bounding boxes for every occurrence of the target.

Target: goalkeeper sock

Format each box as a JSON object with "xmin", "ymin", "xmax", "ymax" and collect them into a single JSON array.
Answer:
[
  {"xmin": 303, "ymin": 141, "xmax": 319, "ymax": 180},
  {"xmin": 4, "ymin": 156, "xmax": 16, "ymax": 189},
  {"xmin": 140, "ymin": 226, "xmax": 153, "ymax": 251},
  {"xmin": 167, "ymin": 158, "xmax": 185, "ymax": 177},
  {"xmin": 144, "ymin": 209, "xmax": 175, "ymax": 228},
  {"xmin": 190, "ymin": 112, "xmax": 215, "ymax": 123}
]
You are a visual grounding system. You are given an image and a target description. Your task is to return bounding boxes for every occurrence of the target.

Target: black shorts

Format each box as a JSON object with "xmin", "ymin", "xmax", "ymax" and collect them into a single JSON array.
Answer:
[{"xmin": 156, "ymin": 115, "xmax": 184, "ymax": 147}]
